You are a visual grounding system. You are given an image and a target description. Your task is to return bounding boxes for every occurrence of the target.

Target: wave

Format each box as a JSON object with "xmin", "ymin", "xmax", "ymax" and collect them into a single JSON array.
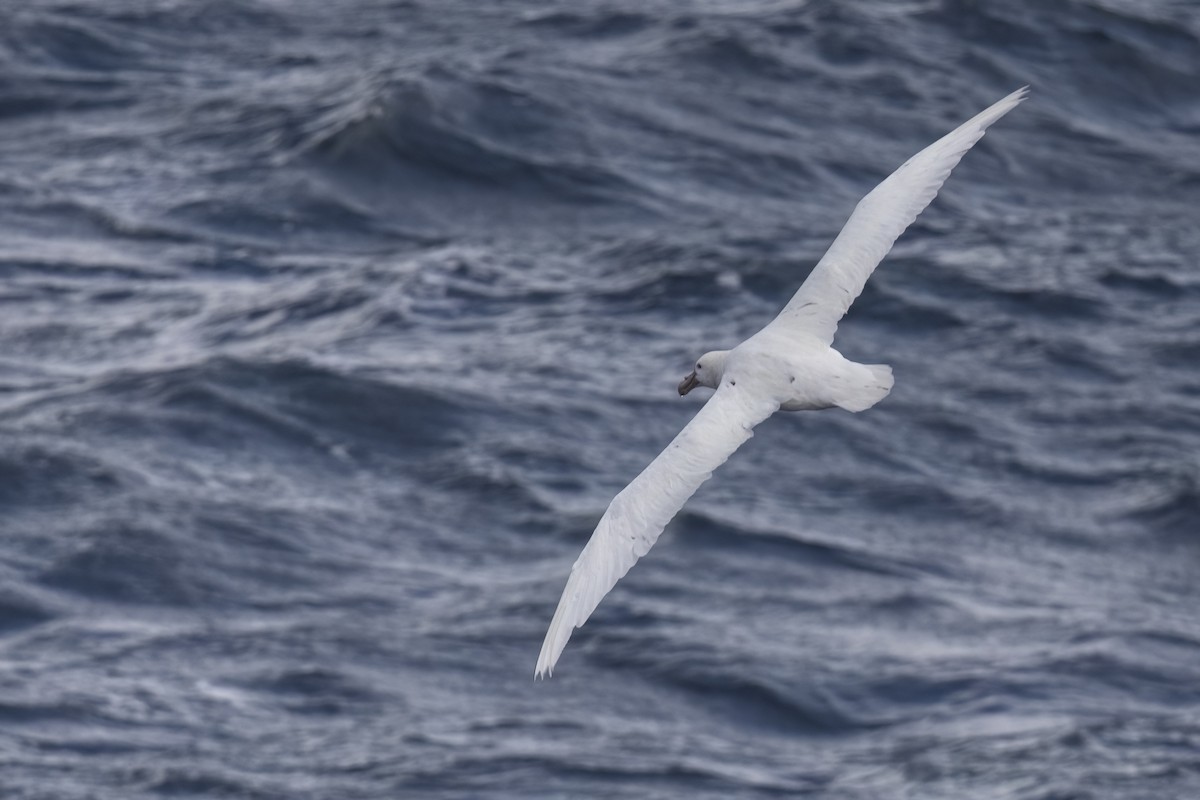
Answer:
[
  {"xmin": 39, "ymin": 522, "xmax": 205, "ymax": 606},
  {"xmin": 519, "ymin": 9, "xmax": 653, "ymax": 40},
  {"xmin": 679, "ymin": 508, "xmax": 925, "ymax": 579},
  {"xmin": 302, "ymin": 66, "xmax": 644, "ymax": 221},
  {"xmin": 0, "ymin": 441, "xmax": 124, "ymax": 511},
  {"xmin": 0, "ymin": 586, "xmax": 57, "ymax": 634},
  {"xmin": 1120, "ymin": 467, "xmax": 1200, "ymax": 537},
  {"xmin": 81, "ymin": 357, "xmax": 472, "ymax": 458}
]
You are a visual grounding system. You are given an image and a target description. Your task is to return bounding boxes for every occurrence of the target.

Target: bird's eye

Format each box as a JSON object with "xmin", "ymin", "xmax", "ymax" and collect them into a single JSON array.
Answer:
[{"xmin": 696, "ymin": 363, "xmax": 702, "ymax": 370}]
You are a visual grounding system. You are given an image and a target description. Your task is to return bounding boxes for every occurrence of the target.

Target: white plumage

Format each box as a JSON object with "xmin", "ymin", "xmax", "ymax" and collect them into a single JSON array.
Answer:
[{"xmin": 536, "ymin": 87, "xmax": 1027, "ymax": 678}]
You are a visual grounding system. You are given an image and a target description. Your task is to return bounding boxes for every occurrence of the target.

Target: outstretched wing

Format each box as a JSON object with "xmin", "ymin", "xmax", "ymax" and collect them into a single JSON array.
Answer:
[
  {"xmin": 535, "ymin": 385, "xmax": 778, "ymax": 678},
  {"xmin": 765, "ymin": 87, "xmax": 1027, "ymax": 346}
]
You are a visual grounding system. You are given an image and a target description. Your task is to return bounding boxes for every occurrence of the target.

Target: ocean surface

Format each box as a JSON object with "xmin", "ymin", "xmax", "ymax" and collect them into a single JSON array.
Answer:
[{"xmin": 2, "ymin": 1, "xmax": 1199, "ymax": 798}]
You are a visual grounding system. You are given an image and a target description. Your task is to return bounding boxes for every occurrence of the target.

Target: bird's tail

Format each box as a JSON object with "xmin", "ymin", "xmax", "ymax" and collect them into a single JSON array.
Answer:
[{"xmin": 835, "ymin": 363, "xmax": 894, "ymax": 412}]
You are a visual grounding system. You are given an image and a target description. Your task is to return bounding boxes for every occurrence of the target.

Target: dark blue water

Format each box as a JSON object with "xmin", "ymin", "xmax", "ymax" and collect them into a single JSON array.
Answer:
[{"xmin": 3, "ymin": 1, "xmax": 1200, "ymax": 797}]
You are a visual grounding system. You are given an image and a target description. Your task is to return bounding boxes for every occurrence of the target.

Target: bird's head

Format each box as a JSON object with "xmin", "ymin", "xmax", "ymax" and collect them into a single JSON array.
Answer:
[{"xmin": 678, "ymin": 350, "xmax": 730, "ymax": 396}]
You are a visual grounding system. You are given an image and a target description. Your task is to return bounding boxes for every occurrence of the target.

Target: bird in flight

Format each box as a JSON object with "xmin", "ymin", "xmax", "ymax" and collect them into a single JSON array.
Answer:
[{"xmin": 536, "ymin": 87, "xmax": 1028, "ymax": 678}]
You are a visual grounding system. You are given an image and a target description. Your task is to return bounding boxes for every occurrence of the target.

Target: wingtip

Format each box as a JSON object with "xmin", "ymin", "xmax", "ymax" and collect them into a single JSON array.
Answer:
[
  {"xmin": 534, "ymin": 633, "xmax": 561, "ymax": 680},
  {"xmin": 1000, "ymin": 86, "xmax": 1030, "ymax": 108},
  {"xmin": 970, "ymin": 86, "xmax": 1029, "ymax": 132}
]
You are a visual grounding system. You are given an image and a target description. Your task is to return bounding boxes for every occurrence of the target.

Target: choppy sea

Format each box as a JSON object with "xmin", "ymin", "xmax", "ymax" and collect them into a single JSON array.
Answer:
[{"xmin": 2, "ymin": 1, "xmax": 1200, "ymax": 798}]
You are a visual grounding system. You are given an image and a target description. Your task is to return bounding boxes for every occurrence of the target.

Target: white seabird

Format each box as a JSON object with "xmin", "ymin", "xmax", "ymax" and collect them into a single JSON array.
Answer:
[{"xmin": 536, "ymin": 87, "xmax": 1028, "ymax": 678}]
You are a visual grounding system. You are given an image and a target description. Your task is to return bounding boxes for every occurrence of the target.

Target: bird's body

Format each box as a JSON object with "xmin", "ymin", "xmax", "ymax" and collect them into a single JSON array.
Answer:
[
  {"xmin": 711, "ymin": 330, "xmax": 893, "ymax": 413},
  {"xmin": 536, "ymin": 87, "xmax": 1028, "ymax": 678}
]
